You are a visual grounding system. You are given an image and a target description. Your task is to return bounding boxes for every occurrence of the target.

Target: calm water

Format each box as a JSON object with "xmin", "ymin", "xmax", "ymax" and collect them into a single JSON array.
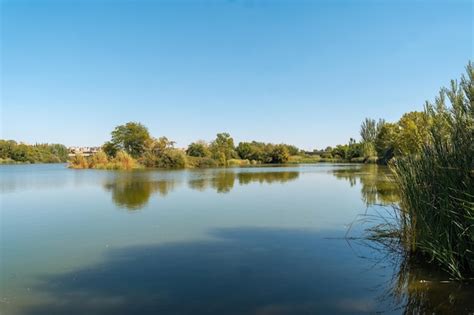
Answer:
[{"xmin": 0, "ymin": 164, "xmax": 472, "ymax": 314}]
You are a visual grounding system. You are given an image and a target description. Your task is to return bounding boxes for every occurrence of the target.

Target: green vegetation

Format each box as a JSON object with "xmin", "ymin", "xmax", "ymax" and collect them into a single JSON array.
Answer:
[
  {"xmin": 0, "ymin": 140, "xmax": 68, "ymax": 164},
  {"xmin": 390, "ymin": 63, "xmax": 474, "ymax": 279},
  {"xmin": 69, "ymin": 123, "xmax": 327, "ymax": 169},
  {"xmin": 69, "ymin": 150, "xmax": 139, "ymax": 170},
  {"xmin": 348, "ymin": 62, "xmax": 473, "ymax": 279},
  {"xmin": 105, "ymin": 122, "xmax": 151, "ymax": 158}
]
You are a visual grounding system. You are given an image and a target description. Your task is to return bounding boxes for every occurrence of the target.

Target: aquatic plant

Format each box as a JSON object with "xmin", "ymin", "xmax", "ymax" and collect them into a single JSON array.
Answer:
[{"xmin": 391, "ymin": 62, "xmax": 474, "ymax": 279}]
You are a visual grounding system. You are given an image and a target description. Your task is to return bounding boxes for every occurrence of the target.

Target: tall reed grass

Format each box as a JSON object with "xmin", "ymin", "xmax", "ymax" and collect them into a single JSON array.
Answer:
[
  {"xmin": 69, "ymin": 150, "xmax": 140, "ymax": 170},
  {"xmin": 391, "ymin": 62, "xmax": 473, "ymax": 279}
]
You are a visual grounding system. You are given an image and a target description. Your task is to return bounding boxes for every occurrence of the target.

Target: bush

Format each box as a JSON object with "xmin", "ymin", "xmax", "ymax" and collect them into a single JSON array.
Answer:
[
  {"xmin": 270, "ymin": 145, "xmax": 290, "ymax": 163},
  {"xmin": 187, "ymin": 156, "xmax": 218, "ymax": 168},
  {"xmin": 153, "ymin": 149, "xmax": 187, "ymax": 168},
  {"xmin": 110, "ymin": 151, "xmax": 139, "ymax": 170},
  {"xmin": 90, "ymin": 151, "xmax": 109, "ymax": 168},
  {"xmin": 227, "ymin": 159, "xmax": 250, "ymax": 167},
  {"xmin": 68, "ymin": 154, "xmax": 89, "ymax": 169},
  {"xmin": 350, "ymin": 157, "xmax": 366, "ymax": 163},
  {"xmin": 321, "ymin": 152, "xmax": 333, "ymax": 159}
]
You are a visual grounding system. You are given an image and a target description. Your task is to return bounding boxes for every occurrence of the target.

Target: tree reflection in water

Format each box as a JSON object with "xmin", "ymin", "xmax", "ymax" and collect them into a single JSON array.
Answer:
[
  {"xmin": 105, "ymin": 170, "xmax": 299, "ymax": 210},
  {"xmin": 103, "ymin": 173, "xmax": 175, "ymax": 210},
  {"xmin": 331, "ymin": 164, "xmax": 399, "ymax": 206},
  {"xmin": 188, "ymin": 170, "xmax": 299, "ymax": 194}
]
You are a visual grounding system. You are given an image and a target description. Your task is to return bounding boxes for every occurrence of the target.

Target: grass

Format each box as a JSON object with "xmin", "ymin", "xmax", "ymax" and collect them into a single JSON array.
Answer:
[
  {"xmin": 69, "ymin": 151, "xmax": 141, "ymax": 170},
  {"xmin": 389, "ymin": 63, "xmax": 474, "ymax": 279}
]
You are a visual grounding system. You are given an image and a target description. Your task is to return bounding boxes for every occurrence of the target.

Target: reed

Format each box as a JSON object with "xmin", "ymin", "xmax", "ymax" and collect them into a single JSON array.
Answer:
[{"xmin": 391, "ymin": 62, "xmax": 473, "ymax": 279}]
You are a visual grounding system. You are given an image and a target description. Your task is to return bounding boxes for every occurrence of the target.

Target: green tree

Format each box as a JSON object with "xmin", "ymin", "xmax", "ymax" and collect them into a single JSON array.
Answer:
[
  {"xmin": 375, "ymin": 122, "xmax": 399, "ymax": 161},
  {"xmin": 110, "ymin": 122, "xmax": 151, "ymax": 158},
  {"xmin": 396, "ymin": 111, "xmax": 431, "ymax": 155},
  {"xmin": 210, "ymin": 133, "xmax": 236, "ymax": 165},
  {"xmin": 102, "ymin": 141, "xmax": 118, "ymax": 157},
  {"xmin": 186, "ymin": 140, "xmax": 210, "ymax": 157},
  {"xmin": 360, "ymin": 118, "xmax": 377, "ymax": 143},
  {"xmin": 270, "ymin": 144, "xmax": 290, "ymax": 163},
  {"xmin": 360, "ymin": 118, "xmax": 385, "ymax": 157}
]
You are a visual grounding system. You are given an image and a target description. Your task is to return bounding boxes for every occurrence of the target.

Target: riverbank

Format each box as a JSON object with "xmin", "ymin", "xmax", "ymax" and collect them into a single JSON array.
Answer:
[{"xmin": 68, "ymin": 152, "xmax": 379, "ymax": 170}]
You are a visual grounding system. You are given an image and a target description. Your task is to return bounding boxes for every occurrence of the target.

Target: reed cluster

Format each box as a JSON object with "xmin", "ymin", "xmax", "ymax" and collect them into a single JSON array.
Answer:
[
  {"xmin": 69, "ymin": 151, "xmax": 140, "ymax": 170},
  {"xmin": 391, "ymin": 62, "xmax": 473, "ymax": 279}
]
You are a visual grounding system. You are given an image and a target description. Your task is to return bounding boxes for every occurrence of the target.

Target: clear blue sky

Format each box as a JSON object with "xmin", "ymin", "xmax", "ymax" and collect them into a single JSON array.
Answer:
[{"xmin": 1, "ymin": 0, "xmax": 472, "ymax": 150}]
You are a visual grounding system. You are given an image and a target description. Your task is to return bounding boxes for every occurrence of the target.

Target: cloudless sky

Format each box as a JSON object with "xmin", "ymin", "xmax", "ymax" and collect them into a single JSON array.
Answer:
[{"xmin": 1, "ymin": 0, "xmax": 472, "ymax": 150}]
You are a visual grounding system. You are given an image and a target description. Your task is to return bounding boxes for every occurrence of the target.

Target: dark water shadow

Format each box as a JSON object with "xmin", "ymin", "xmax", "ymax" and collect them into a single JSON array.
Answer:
[{"xmin": 24, "ymin": 228, "xmax": 393, "ymax": 315}]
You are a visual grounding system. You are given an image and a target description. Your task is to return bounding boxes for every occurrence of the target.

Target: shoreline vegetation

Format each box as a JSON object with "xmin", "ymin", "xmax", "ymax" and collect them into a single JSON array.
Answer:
[
  {"xmin": 66, "ymin": 123, "xmax": 379, "ymax": 170},
  {"xmin": 0, "ymin": 141, "xmax": 68, "ymax": 164},
  {"xmin": 366, "ymin": 62, "xmax": 473, "ymax": 280}
]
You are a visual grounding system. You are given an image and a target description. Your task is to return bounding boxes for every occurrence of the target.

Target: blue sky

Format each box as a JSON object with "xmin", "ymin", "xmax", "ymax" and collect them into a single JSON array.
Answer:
[{"xmin": 1, "ymin": 0, "xmax": 472, "ymax": 150}]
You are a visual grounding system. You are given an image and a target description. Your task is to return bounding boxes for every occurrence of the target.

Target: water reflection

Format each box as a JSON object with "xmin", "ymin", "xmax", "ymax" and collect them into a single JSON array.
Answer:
[
  {"xmin": 359, "ymin": 240, "xmax": 474, "ymax": 314},
  {"xmin": 331, "ymin": 165, "xmax": 399, "ymax": 205},
  {"xmin": 389, "ymin": 258, "xmax": 474, "ymax": 314},
  {"xmin": 188, "ymin": 171, "xmax": 300, "ymax": 194},
  {"xmin": 104, "ymin": 170, "xmax": 299, "ymax": 210},
  {"xmin": 103, "ymin": 174, "xmax": 176, "ymax": 210}
]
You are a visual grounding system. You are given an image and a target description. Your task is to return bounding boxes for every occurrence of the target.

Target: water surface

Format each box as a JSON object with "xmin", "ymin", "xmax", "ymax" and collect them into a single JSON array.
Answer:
[{"xmin": 1, "ymin": 164, "xmax": 472, "ymax": 314}]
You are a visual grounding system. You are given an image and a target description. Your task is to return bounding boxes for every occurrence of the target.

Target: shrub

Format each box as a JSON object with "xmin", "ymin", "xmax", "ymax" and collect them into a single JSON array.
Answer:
[
  {"xmin": 187, "ymin": 156, "xmax": 218, "ymax": 168},
  {"xmin": 350, "ymin": 157, "xmax": 366, "ymax": 163},
  {"xmin": 68, "ymin": 154, "xmax": 89, "ymax": 169},
  {"xmin": 90, "ymin": 151, "xmax": 109, "ymax": 168},
  {"xmin": 227, "ymin": 159, "xmax": 250, "ymax": 167},
  {"xmin": 111, "ymin": 151, "xmax": 138, "ymax": 170},
  {"xmin": 154, "ymin": 149, "xmax": 186, "ymax": 168},
  {"xmin": 270, "ymin": 145, "xmax": 290, "ymax": 163}
]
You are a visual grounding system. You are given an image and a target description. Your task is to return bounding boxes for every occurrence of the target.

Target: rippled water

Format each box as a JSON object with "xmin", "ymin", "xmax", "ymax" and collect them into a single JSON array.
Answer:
[{"xmin": 1, "ymin": 164, "xmax": 472, "ymax": 314}]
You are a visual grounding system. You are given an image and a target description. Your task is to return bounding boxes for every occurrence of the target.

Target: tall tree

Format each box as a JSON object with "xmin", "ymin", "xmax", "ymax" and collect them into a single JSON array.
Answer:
[
  {"xmin": 110, "ymin": 122, "xmax": 151, "ymax": 158},
  {"xmin": 210, "ymin": 133, "xmax": 236, "ymax": 165}
]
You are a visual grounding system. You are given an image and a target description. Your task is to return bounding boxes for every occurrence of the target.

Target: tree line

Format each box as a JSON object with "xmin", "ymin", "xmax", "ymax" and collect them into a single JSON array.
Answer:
[
  {"xmin": 70, "ymin": 124, "xmax": 307, "ymax": 169},
  {"xmin": 0, "ymin": 140, "xmax": 68, "ymax": 164}
]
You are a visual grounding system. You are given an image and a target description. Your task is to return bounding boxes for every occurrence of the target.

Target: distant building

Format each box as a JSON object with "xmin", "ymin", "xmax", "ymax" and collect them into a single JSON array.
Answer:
[{"xmin": 68, "ymin": 146, "xmax": 101, "ymax": 157}]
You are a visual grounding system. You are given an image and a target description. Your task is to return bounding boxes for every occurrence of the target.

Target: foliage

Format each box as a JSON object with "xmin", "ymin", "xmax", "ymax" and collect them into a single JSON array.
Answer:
[
  {"xmin": 68, "ymin": 154, "xmax": 89, "ymax": 169},
  {"xmin": 0, "ymin": 140, "xmax": 68, "ymax": 163},
  {"xmin": 186, "ymin": 140, "xmax": 210, "ymax": 157},
  {"xmin": 102, "ymin": 141, "xmax": 118, "ymax": 157},
  {"xmin": 360, "ymin": 118, "xmax": 385, "ymax": 157},
  {"xmin": 151, "ymin": 149, "xmax": 187, "ymax": 169},
  {"xmin": 109, "ymin": 122, "xmax": 151, "ymax": 158},
  {"xmin": 90, "ymin": 151, "xmax": 109, "ymax": 168},
  {"xmin": 227, "ymin": 159, "xmax": 251, "ymax": 167},
  {"xmin": 283, "ymin": 144, "xmax": 300, "ymax": 156},
  {"xmin": 108, "ymin": 151, "xmax": 139, "ymax": 170},
  {"xmin": 236, "ymin": 141, "xmax": 271, "ymax": 163},
  {"xmin": 392, "ymin": 62, "xmax": 474, "ymax": 279},
  {"xmin": 69, "ymin": 150, "xmax": 139, "ymax": 170},
  {"xmin": 375, "ymin": 122, "xmax": 399, "ymax": 162},
  {"xmin": 210, "ymin": 133, "xmax": 236, "ymax": 166},
  {"xmin": 396, "ymin": 111, "xmax": 431, "ymax": 156},
  {"xmin": 270, "ymin": 145, "xmax": 290, "ymax": 164},
  {"xmin": 186, "ymin": 156, "xmax": 218, "ymax": 168},
  {"xmin": 288, "ymin": 155, "xmax": 321, "ymax": 164}
]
